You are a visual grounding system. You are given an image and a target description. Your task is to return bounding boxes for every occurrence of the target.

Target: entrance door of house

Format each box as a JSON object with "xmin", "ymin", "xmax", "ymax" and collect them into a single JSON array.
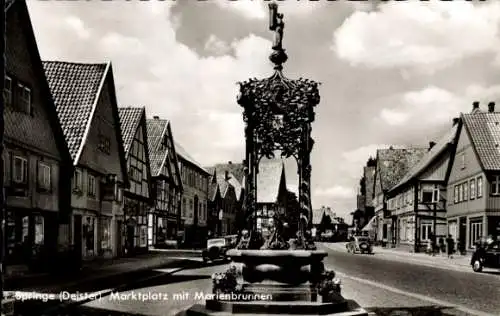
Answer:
[
  {"xmin": 127, "ymin": 225, "xmax": 135, "ymax": 253},
  {"xmin": 73, "ymin": 215, "xmax": 82, "ymax": 259},
  {"xmin": 459, "ymin": 216, "xmax": 467, "ymax": 253},
  {"xmin": 116, "ymin": 220, "xmax": 123, "ymax": 257},
  {"xmin": 193, "ymin": 195, "xmax": 199, "ymax": 245}
]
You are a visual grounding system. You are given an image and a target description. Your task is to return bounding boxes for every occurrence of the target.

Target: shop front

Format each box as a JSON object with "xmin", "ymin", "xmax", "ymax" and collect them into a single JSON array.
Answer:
[
  {"xmin": 487, "ymin": 216, "xmax": 500, "ymax": 239},
  {"xmin": 154, "ymin": 215, "xmax": 177, "ymax": 248},
  {"xmin": 5, "ymin": 208, "xmax": 58, "ymax": 273},
  {"xmin": 123, "ymin": 197, "xmax": 149, "ymax": 255},
  {"xmin": 99, "ymin": 215, "xmax": 112, "ymax": 258}
]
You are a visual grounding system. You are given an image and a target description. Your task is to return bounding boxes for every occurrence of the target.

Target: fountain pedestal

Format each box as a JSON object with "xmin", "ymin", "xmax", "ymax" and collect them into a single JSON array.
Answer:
[{"xmin": 185, "ymin": 249, "xmax": 369, "ymax": 316}]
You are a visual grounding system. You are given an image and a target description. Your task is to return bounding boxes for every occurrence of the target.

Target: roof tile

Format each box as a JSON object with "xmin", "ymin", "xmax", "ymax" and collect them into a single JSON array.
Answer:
[
  {"xmin": 377, "ymin": 147, "xmax": 427, "ymax": 191},
  {"xmin": 392, "ymin": 125, "xmax": 459, "ymax": 190},
  {"xmin": 43, "ymin": 61, "xmax": 107, "ymax": 162},
  {"xmin": 118, "ymin": 107, "xmax": 144, "ymax": 156},
  {"xmin": 463, "ymin": 112, "xmax": 500, "ymax": 171},
  {"xmin": 146, "ymin": 118, "xmax": 169, "ymax": 176}
]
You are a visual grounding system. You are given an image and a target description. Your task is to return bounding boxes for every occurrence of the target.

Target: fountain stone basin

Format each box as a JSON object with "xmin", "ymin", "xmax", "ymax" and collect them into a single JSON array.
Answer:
[{"xmin": 226, "ymin": 249, "xmax": 327, "ymax": 285}]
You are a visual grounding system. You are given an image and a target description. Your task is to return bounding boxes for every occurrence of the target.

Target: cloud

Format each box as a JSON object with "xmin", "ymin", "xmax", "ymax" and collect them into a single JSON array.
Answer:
[
  {"xmin": 333, "ymin": 1, "xmax": 500, "ymax": 72},
  {"xmin": 213, "ymin": 0, "xmax": 266, "ymax": 20},
  {"xmin": 378, "ymin": 85, "xmax": 500, "ymax": 127},
  {"xmin": 64, "ymin": 16, "xmax": 91, "ymax": 39},
  {"xmin": 204, "ymin": 34, "xmax": 232, "ymax": 55},
  {"xmin": 212, "ymin": 0, "xmax": 326, "ymax": 20},
  {"xmin": 340, "ymin": 144, "xmax": 388, "ymax": 180},
  {"xmin": 314, "ymin": 185, "xmax": 355, "ymax": 199},
  {"xmin": 27, "ymin": 2, "xmax": 272, "ymax": 165}
]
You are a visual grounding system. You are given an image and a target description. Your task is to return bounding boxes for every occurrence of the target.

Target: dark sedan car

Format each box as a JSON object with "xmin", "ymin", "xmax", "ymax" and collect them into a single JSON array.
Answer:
[{"xmin": 471, "ymin": 240, "xmax": 500, "ymax": 272}]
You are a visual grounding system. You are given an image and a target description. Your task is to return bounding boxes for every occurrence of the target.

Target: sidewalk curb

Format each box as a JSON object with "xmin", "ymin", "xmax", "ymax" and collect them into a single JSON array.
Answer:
[
  {"xmin": 319, "ymin": 242, "xmax": 471, "ymax": 271},
  {"xmin": 42, "ymin": 259, "xmax": 203, "ymax": 314}
]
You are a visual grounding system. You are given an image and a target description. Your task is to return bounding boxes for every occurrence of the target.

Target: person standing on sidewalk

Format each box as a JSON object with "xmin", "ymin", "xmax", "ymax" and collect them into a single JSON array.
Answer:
[{"xmin": 446, "ymin": 235, "xmax": 455, "ymax": 259}]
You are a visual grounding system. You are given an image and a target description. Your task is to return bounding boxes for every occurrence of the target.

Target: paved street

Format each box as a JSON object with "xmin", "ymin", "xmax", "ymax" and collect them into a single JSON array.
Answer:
[{"xmin": 66, "ymin": 243, "xmax": 500, "ymax": 316}]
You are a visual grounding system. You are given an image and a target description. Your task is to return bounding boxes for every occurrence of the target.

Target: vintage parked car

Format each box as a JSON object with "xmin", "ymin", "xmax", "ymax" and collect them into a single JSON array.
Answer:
[
  {"xmin": 202, "ymin": 237, "xmax": 232, "ymax": 264},
  {"xmin": 320, "ymin": 230, "xmax": 334, "ymax": 242},
  {"xmin": 346, "ymin": 235, "xmax": 373, "ymax": 254},
  {"xmin": 471, "ymin": 240, "xmax": 500, "ymax": 272}
]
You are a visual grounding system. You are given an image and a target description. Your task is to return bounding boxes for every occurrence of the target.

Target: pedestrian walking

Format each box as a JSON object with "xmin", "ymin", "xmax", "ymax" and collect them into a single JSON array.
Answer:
[
  {"xmin": 438, "ymin": 237, "xmax": 445, "ymax": 255},
  {"xmin": 446, "ymin": 234, "xmax": 455, "ymax": 259}
]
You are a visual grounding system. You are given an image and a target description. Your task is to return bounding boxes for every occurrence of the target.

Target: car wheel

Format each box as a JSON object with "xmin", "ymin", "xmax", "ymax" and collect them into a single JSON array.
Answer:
[{"xmin": 472, "ymin": 259, "xmax": 483, "ymax": 272}]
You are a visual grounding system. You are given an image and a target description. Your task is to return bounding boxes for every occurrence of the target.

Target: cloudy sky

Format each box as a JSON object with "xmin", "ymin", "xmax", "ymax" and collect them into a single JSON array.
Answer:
[{"xmin": 27, "ymin": 0, "xmax": 500, "ymax": 222}]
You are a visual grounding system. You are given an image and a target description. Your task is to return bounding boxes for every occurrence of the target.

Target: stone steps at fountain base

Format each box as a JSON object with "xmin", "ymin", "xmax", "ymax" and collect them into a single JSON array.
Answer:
[{"xmin": 185, "ymin": 299, "xmax": 369, "ymax": 316}]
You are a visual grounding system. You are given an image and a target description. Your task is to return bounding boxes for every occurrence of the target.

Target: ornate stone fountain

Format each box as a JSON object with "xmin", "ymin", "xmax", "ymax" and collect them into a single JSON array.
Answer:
[{"xmin": 186, "ymin": 2, "xmax": 368, "ymax": 315}]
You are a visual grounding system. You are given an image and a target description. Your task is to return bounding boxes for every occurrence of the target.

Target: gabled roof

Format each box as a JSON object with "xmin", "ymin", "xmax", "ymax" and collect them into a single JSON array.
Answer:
[
  {"xmin": 146, "ymin": 118, "xmax": 183, "ymax": 190},
  {"xmin": 43, "ymin": 60, "xmax": 129, "ymax": 185},
  {"xmin": 210, "ymin": 162, "xmax": 245, "ymax": 183},
  {"xmin": 5, "ymin": 0, "xmax": 72, "ymax": 167},
  {"xmin": 462, "ymin": 111, "xmax": 500, "ymax": 171},
  {"xmin": 391, "ymin": 125, "xmax": 459, "ymax": 192},
  {"xmin": 208, "ymin": 181, "xmax": 219, "ymax": 202},
  {"xmin": 312, "ymin": 209, "xmax": 323, "ymax": 225},
  {"xmin": 376, "ymin": 147, "xmax": 427, "ymax": 192},
  {"xmin": 118, "ymin": 106, "xmax": 145, "ymax": 157},
  {"xmin": 146, "ymin": 118, "xmax": 169, "ymax": 177},
  {"xmin": 217, "ymin": 174, "xmax": 230, "ymax": 198},
  {"xmin": 175, "ymin": 141, "xmax": 210, "ymax": 175},
  {"xmin": 363, "ymin": 166, "xmax": 376, "ymax": 207},
  {"xmin": 257, "ymin": 159, "xmax": 285, "ymax": 203},
  {"xmin": 43, "ymin": 61, "xmax": 108, "ymax": 163},
  {"xmin": 206, "ymin": 163, "xmax": 245, "ymax": 200}
]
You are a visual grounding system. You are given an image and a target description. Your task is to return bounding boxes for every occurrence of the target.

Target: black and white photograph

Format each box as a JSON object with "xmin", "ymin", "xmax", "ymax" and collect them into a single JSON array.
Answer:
[{"xmin": 1, "ymin": 0, "xmax": 500, "ymax": 315}]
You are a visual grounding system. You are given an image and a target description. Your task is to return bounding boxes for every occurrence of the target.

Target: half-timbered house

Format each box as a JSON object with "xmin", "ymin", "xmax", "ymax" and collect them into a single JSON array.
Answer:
[
  {"xmin": 119, "ymin": 107, "xmax": 153, "ymax": 255},
  {"xmin": 146, "ymin": 117, "xmax": 183, "ymax": 248},
  {"xmin": 372, "ymin": 147, "xmax": 427, "ymax": 246},
  {"xmin": 386, "ymin": 124, "xmax": 459, "ymax": 251}
]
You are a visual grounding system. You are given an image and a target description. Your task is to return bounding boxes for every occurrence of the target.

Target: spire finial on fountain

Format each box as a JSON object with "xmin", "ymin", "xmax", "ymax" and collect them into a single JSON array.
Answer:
[{"xmin": 268, "ymin": 2, "xmax": 288, "ymax": 71}]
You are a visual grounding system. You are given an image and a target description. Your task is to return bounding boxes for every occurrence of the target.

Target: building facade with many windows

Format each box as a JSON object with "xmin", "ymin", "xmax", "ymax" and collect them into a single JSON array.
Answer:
[
  {"xmin": 44, "ymin": 60, "xmax": 129, "ymax": 260},
  {"xmin": 372, "ymin": 147, "xmax": 427, "ymax": 245},
  {"xmin": 386, "ymin": 124, "xmax": 459, "ymax": 251},
  {"xmin": 119, "ymin": 107, "xmax": 153, "ymax": 255},
  {"xmin": 3, "ymin": 0, "xmax": 73, "ymax": 273},
  {"xmin": 446, "ymin": 102, "xmax": 500, "ymax": 253},
  {"xmin": 175, "ymin": 142, "xmax": 210, "ymax": 248}
]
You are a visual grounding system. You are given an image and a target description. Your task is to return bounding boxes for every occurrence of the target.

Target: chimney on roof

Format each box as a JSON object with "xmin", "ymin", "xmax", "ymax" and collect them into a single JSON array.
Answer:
[
  {"xmin": 488, "ymin": 102, "xmax": 495, "ymax": 113},
  {"xmin": 153, "ymin": 116, "xmax": 159, "ymax": 119},
  {"xmin": 452, "ymin": 117, "xmax": 459, "ymax": 126},
  {"xmin": 429, "ymin": 141, "xmax": 436, "ymax": 150},
  {"xmin": 225, "ymin": 170, "xmax": 229, "ymax": 180},
  {"xmin": 472, "ymin": 101, "xmax": 480, "ymax": 111}
]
